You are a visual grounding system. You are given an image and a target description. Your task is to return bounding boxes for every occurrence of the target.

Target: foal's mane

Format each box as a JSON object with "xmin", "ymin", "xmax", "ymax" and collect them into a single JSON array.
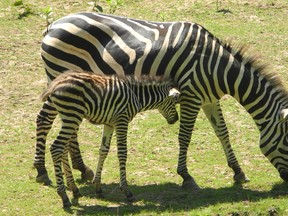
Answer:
[
  {"xmin": 123, "ymin": 74, "xmax": 175, "ymax": 87},
  {"xmin": 41, "ymin": 70, "xmax": 175, "ymax": 101}
]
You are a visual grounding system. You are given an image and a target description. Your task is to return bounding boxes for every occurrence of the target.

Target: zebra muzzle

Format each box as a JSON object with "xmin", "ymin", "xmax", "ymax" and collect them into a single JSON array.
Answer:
[
  {"xmin": 280, "ymin": 171, "xmax": 288, "ymax": 182},
  {"xmin": 168, "ymin": 115, "xmax": 179, "ymax": 124}
]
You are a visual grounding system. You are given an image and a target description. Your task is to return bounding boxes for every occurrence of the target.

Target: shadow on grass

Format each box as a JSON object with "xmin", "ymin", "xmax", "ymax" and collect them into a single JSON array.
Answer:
[{"xmin": 70, "ymin": 181, "xmax": 288, "ymax": 215}]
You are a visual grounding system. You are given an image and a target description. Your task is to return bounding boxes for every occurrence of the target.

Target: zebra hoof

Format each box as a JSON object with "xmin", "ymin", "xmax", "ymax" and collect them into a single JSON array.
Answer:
[
  {"xmin": 63, "ymin": 200, "xmax": 72, "ymax": 208},
  {"xmin": 182, "ymin": 178, "xmax": 201, "ymax": 191},
  {"xmin": 96, "ymin": 189, "xmax": 104, "ymax": 198},
  {"xmin": 233, "ymin": 172, "xmax": 250, "ymax": 184},
  {"xmin": 280, "ymin": 171, "xmax": 288, "ymax": 182},
  {"xmin": 60, "ymin": 193, "xmax": 72, "ymax": 208},
  {"xmin": 73, "ymin": 189, "xmax": 83, "ymax": 199},
  {"xmin": 127, "ymin": 194, "xmax": 136, "ymax": 203},
  {"xmin": 122, "ymin": 189, "xmax": 136, "ymax": 202},
  {"xmin": 36, "ymin": 173, "xmax": 52, "ymax": 186},
  {"xmin": 81, "ymin": 167, "xmax": 94, "ymax": 182}
]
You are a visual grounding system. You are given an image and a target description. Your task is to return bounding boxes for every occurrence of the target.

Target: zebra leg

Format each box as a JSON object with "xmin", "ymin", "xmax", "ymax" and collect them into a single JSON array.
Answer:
[
  {"xmin": 202, "ymin": 101, "xmax": 250, "ymax": 183},
  {"xmin": 69, "ymin": 134, "xmax": 94, "ymax": 181},
  {"xmin": 177, "ymin": 101, "xmax": 201, "ymax": 191},
  {"xmin": 115, "ymin": 123, "xmax": 135, "ymax": 202},
  {"xmin": 63, "ymin": 145, "xmax": 82, "ymax": 200},
  {"xmin": 51, "ymin": 124, "xmax": 78, "ymax": 208},
  {"xmin": 92, "ymin": 125, "xmax": 114, "ymax": 198},
  {"xmin": 34, "ymin": 100, "xmax": 57, "ymax": 185}
]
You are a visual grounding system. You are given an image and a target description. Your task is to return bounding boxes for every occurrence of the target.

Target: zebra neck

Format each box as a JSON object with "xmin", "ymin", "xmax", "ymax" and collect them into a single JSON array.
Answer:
[
  {"xmin": 241, "ymin": 89, "xmax": 286, "ymax": 126},
  {"xmin": 130, "ymin": 84, "xmax": 167, "ymax": 112},
  {"xmin": 228, "ymin": 65, "xmax": 288, "ymax": 129},
  {"xmin": 206, "ymin": 43, "xmax": 288, "ymax": 128}
]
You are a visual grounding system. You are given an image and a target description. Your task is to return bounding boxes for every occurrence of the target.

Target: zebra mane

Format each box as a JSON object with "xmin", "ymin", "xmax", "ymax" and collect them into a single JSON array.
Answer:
[
  {"xmin": 220, "ymin": 40, "xmax": 288, "ymax": 97},
  {"xmin": 122, "ymin": 74, "xmax": 175, "ymax": 88},
  {"xmin": 64, "ymin": 69, "xmax": 175, "ymax": 87},
  {"xmin": 41, "ymin": 70, "xmax": 176, "ymax": 102}
]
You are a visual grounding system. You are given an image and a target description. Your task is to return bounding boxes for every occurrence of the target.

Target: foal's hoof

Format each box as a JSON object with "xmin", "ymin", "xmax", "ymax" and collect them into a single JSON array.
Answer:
[
  {"xmin": 36, "ymin": 174, "xmax": 52, "ymax": 186},
  {"xmin": 96, "ymin": 189, "xmax": 104, "ymax": 199},
  {"xmin": 234, "ymin": 172, "xmax": 250, "ymax": 184},
  {"xmin": 81, "ymin": 167, "xmax": 94, "ymax": 181},
  {"xmin": 127, "ymin": 194, "xmax": 136, "ymax": 203},
  {"xmin": 73, "ymin": 190, "xmax": 83, "ymax": 199},
  {"xmin": 63, "ymin": 200, "xmax": 72, "ymax": 208},
  {"xmin": 60, "ymin": 192, "xmax": 72, "ymax": 208},
  {"xmin": 182, "ymin": 179, "xmax": 201, "ymax": 192},
  {"xmin": 122, "ymin": 189, "xmax": 136, "ymax": 202}
]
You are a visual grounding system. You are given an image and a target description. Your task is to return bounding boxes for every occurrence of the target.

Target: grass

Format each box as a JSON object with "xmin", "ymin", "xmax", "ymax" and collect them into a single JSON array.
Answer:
[{"xmin": 0, "ymin": 0, "xmax": 288, "ymax": 215}]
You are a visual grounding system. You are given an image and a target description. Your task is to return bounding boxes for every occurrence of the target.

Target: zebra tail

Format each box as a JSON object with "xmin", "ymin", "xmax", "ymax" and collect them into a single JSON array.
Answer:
[
  {"xmin": 41, "ymin": 85, "xmax": 54, "ymax": 102},
  {"xmin": 41, "ymin": 78, "xmax": 61, "ymax": 102},
  {"xmin": 42, "ymin": 23, "xmax": 53, "ymax": 37}
]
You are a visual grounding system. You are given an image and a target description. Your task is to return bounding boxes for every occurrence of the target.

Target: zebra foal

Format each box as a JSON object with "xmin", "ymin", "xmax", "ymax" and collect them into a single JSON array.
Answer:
[{"xmin": 41, "ymin": 70, "xmax": 179, "ymax": 207}]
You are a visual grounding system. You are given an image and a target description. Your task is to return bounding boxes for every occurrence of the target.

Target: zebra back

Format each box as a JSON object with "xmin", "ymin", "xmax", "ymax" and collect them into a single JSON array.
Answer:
[
  {"xmin": 41, "ymin": 70, "xmax": 103, "ymax": 102},
  {"xmin": 41, "ymin": 70, "xmax": 178, "ymax": 124}
]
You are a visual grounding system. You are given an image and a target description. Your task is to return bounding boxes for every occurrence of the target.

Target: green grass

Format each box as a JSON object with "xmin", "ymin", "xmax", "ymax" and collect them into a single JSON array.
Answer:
[{"xmin": 1, "ymin": 0, "xmax": 288, "ymax": 215}]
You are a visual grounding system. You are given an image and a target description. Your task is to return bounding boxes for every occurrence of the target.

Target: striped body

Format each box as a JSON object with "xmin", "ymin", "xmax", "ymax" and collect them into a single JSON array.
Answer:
[
  {"xmin": 41, "ymin": 71, "xmax": 179, "ymax": 207},
  {"xmin": 35, "ymin": 12, "xmax": 288, "ymax": 192}
]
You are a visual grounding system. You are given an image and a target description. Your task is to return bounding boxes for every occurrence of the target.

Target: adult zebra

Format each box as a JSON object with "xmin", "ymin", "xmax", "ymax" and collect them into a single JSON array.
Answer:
[
  {"xmin": 41, "ymin": 70, "xmax": 179, "ymax": 207},
  {"xmin": 35, "ymin": 12, "xmax": 288, "ymax": 190}
]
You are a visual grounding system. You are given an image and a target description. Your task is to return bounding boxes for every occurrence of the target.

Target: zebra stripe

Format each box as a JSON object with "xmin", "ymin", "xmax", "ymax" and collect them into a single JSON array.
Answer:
[
  {"xmin": 40, "ymin": 70, "xmax": 179, "ymax": 207},
  {"xmin": 35, "ymin": 12, "xmax": 288, "ymax": 191},
  {"xmin": 37, "ymin": 13, "xmax": 247, "ymax": 187}
]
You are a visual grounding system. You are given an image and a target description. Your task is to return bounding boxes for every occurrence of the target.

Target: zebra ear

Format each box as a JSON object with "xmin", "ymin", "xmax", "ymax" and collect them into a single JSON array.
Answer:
[
  {"xmin": 169, "ymin": 88, "xmax": 180, "ymax": 103},
  {"xmin": 280, "ymin": 108, "xmax": 288, "ymax": 121}
]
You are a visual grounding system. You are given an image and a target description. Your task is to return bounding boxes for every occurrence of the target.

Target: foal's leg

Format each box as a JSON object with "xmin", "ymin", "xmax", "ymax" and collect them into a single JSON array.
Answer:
[
  {"xmin": 69, "ymin": 133, "xmax": 94, "ymax": 181},
  {"xmin": 34, "ymin": 99, "xmax": 57, "ymax": 185},
  {"xmin": 51, "ymin": 118, "xmax": 82, "ymax": 207},
  {"xmin": 92, "ymin": 125, "xmax": 114, "ymax": 197},
  {"xmin": 62, "ymin": 144, "xmax": 82, "ymax": 199},
  {"xmin": 202, "ymin": 102, "xmax": 250, "ymax": 183}
]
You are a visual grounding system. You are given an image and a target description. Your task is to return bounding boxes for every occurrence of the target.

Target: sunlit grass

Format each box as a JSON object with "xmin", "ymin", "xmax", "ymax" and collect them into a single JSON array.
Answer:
[{"xmin": 0, "ymin": 0, "xmax": 288, "ymax": 215}]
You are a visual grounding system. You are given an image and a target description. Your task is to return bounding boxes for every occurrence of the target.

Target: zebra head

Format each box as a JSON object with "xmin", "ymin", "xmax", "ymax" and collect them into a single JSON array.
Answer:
[
  {"xmin": 158, "ymin": 88, "xmax": 179, "ymax": 125},
  {"xmin": 259, "ymin": 106, "xmax": 288, "ymax": 182}
]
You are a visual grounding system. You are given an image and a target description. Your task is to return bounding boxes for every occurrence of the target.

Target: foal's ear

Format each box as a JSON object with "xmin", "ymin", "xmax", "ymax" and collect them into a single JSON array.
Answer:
[
  {"xmin": 280, "ymin": 108, "xmax": 288, "ymax": 121},
  {"xmin": 169, "ymin": 88, "xmax": 180, "ymax": 103}
]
